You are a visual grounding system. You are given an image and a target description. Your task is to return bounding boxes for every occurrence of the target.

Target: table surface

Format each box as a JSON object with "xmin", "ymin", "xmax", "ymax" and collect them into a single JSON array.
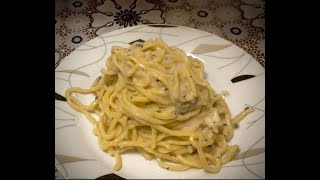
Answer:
[
  {"xmin": 55, "ymin": 0, "xmax": 265, "ymax": 178},
  {"xmin": 55, "ymin": 0, "xmax": 265, "ymax": 67}
]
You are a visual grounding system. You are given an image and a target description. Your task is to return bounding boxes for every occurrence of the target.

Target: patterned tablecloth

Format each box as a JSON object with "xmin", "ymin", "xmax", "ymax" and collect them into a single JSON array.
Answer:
[
  {"xmin": 55, "ymin": 0, "xmax": 265, "ymax": 67},
  {"xmin": 55, "ymin": 0, "xmax": 265, "ymax": 178}
]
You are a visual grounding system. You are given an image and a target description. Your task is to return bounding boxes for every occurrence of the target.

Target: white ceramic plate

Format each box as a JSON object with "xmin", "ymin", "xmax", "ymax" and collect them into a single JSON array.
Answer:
[{"xmin": 55, "ymin": 25, "xmax": 265, "ymax": 179}]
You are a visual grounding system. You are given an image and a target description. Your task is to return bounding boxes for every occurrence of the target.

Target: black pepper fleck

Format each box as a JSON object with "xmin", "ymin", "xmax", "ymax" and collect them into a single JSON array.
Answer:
[
  {"xmin": 209, "ymin": 145, "xmax": 211, "ymax": 147},
  {"xmin": 233, "ymin": 123, "xmax": 239, "ymax": 128},
  {"xmin": 166, "ymin": 167, "xmax": 169, "ymax": 170},
  {"xmin": 245, "ymin": 107, "xmax": 250, "ymax": 110},
  {"xmin": 156, "ymin": 79, "xmax": 160, "ymax": 82},
  {"xmin": 164, "ymin": 88, "xmax": 168, "ymax": 91}
]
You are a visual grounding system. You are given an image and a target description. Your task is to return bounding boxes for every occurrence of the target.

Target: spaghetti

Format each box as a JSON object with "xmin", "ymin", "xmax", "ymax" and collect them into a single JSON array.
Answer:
[{"xmin": 65, "ymin": 39, "xmax": 253, "ymax": 173}]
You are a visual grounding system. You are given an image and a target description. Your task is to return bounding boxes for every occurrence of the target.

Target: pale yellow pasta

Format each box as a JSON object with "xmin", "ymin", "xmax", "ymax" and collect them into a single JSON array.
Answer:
[{"xmin": 65, "ymin": 39, "xmax": 253, "ymax": 173}]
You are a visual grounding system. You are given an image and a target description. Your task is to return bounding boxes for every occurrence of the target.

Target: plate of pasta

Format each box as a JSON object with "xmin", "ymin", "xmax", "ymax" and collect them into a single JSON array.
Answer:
[{"xmin": 55, "ymin": 25, "xmax": 265, "ymax": 179}]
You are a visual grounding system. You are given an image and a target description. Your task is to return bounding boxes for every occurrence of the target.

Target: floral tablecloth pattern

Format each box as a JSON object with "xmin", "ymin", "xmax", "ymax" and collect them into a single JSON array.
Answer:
[{"xmin": 55, "ymin": 0, "xmax": 265, "ymax": 69}]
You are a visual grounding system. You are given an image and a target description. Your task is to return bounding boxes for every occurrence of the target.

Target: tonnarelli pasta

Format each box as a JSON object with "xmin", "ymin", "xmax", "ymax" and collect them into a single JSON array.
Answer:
[{"xmin": 65, "ymin": 39, "xmax": 253, "ymax": 173}]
